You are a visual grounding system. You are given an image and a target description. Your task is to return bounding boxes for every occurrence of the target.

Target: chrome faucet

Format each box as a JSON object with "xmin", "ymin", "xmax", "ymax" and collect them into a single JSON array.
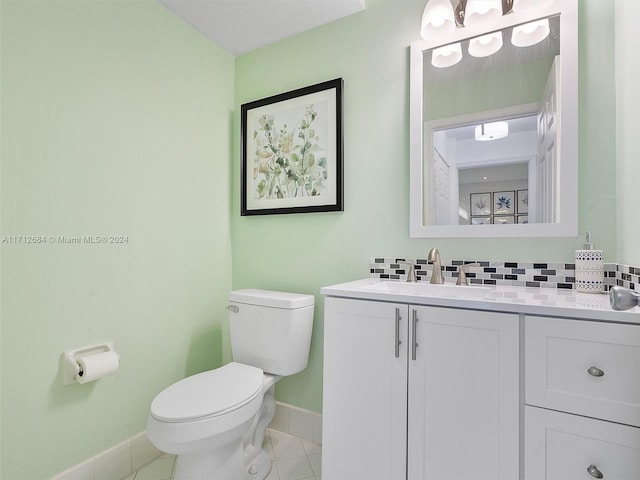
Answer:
[
  {"xmin": 456, "ymin": 263, "xmax": 481, "ymax": 286},
  {"xmin": 427, "ymin": 248, "xmax": 444, "ymax": 284},
  {"xmin": 397, "ymin": 261, "xmax": 417, "ymax": 283}
]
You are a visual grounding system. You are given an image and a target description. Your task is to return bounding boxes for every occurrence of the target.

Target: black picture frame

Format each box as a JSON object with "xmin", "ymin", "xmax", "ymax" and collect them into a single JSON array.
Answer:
[{"xmin": 241, "ymin": 78, "xmax": 344, "ymax": 216}]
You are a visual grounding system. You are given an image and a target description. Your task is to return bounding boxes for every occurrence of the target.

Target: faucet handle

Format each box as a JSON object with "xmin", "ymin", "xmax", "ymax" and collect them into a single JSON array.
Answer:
[
  {"xmin": 397, "ymin": 261, "xmax": 417, "ymax": 283},
  {"xmin": 456, "ymin": 263, "xmax": 481, "ymax": 286}
]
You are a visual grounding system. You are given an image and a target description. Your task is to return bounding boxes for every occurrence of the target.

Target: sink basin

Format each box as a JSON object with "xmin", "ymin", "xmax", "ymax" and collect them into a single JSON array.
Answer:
[{"xmin": 363, "ymin": 281, "xmax": 492, "ymax": 298}]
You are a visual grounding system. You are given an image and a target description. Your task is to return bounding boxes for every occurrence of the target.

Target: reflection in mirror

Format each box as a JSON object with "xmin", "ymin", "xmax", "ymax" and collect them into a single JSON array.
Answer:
[
  {"xmin": 410, "ymin": 0, "xmax": 578, "ymax": 238},
  {"xmin": 431, "ymin": 112, "xmax": 538, "ymax": 226}
]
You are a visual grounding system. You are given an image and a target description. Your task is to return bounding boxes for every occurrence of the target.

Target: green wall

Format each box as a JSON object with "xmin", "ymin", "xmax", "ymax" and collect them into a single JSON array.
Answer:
[
  {"xmin": 0, "ymin": 1, "xmax": 234, "ymax": 478},
  {"xmin": 424, "ymin": 58, "xmax": 554, "ymax": 121},
  {"xmin": 616, "ymin": 0, "xmax": 640, "ymax": 266},
  {"xmin": 233, "ymin": 0, "xmax": 617, "ymax": 413}
]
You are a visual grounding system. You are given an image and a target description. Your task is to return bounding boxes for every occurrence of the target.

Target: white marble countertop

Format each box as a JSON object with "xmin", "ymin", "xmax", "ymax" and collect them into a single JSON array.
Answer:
[{"xmin": 320, "ymin": 278, "xmax": 640, "ymax": 324}]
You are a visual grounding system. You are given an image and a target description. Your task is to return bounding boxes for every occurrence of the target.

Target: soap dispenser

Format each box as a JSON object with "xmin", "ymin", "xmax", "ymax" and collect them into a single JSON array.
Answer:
[{"xmin": 575, "ymin": 232, "xmax": 604, "ymax": 293}]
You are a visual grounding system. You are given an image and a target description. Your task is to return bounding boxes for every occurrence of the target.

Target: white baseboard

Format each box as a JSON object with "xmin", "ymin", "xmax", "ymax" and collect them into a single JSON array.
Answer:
[
  {"xmin": 269, "ymin": 401, "xmax": 322, "ymax": 445},
  {"xmin": 51, "ymin": 402, "xmax": 322, "ymax": 480},
  {"xmin": 51, "ymin": 431, "xmax": 161, "ymax": 480}
]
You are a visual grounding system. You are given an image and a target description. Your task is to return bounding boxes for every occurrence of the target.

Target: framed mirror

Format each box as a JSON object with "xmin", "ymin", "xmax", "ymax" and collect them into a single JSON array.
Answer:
[{"xmin": 410, "ymin": 0, "xmax": 578, "ymax": 238}]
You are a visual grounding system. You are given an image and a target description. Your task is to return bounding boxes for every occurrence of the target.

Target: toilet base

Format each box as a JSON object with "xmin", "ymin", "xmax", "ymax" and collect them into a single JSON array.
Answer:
[
  {"xmin": 173, "ymin": 439, "xmax": 244, "ymax": 480},
  {"xmin": 244, "ymin": 446, "xmax": 272, "ymax": 480}
]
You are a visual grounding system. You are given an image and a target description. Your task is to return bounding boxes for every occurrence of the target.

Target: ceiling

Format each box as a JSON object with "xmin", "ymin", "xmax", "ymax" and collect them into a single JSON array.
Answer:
[{"xmin": 158, "ymin": 0, "xmax": 366, "ymax": 56}]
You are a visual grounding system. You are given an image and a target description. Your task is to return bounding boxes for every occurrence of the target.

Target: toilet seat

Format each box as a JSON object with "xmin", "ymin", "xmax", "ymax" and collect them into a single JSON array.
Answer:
[{"xmin": 150, "ymin": 362, "xmax": 264, "ymax": 423}]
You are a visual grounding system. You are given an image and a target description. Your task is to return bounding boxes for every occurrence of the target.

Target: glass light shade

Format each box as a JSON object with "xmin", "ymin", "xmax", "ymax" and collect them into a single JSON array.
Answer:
[
  {"xmin": 468, "ymin": 32, "xmax": 503, "ymax": 57},
  {"xmin": 512, "ymin": 19, "xmax": 550, "ymax": 47},
  {"xmin": 474, "ymin": 121, "xmax": 509, "ymax": 141},
  {"xmin": 465, "ymin": 0, "xmax": 502, "ymax": 28},
  {"xmin": 420, "ymin": 0, "xmax": 456, "ymax": 40},
  {"xmin": 513, "ymin": 0, "xmax": 554, "ymax": 14},
  {"xmin": 431, "ymin": 43, "xmax": 463, "ymax": 68}
]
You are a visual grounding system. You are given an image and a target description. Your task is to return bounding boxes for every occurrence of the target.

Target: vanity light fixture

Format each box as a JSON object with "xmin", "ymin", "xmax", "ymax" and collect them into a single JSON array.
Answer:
[
  {"xmin": 475, "ymin": 121, "xmax": 509, "ymax": 141},
  {"xmin": 511, "ymin": 18, "xmax": 551, "ymax": 47},
  {"xmin": 420, "ymin": 0, "xmax": 456, "ymax": 40},
  {"xmin": 465, "ymin": 0, "xmax": 502, "ymax": 28},
  {"xmin": 420, "ymin": 0, "xmax": 554, "ymax": 67},
  {"xmin": 468, "ymin": 31, "xmax": 503, "ymax": 57},
  {"xmin": 512, "ymin": 0, "xmax": 554, "ymax": 14},
  {"xmin": 431, "ymin": 42, "xmax": 463, "ymax": 68}
]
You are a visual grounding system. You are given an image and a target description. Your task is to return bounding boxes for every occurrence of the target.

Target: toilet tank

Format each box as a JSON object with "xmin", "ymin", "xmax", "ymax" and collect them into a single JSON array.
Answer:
[{"xmin": 228, "ymin": 289, "xmax": 314, "ymax": 376}]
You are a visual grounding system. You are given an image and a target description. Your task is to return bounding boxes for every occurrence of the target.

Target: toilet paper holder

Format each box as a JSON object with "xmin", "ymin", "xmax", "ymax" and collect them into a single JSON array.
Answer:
[{"xmin": 62, "ymin": 341, "xmax": 117, "ymax": 385}]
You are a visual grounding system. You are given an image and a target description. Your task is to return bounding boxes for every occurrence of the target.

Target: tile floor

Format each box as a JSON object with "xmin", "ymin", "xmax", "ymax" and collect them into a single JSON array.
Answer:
[{"xmin": 124, "ymin": 429, "xmax": 321, "ymax": 480}]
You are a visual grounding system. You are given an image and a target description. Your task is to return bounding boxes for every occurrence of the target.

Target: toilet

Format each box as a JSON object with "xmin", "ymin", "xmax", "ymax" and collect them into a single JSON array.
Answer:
[{"xmin": 146, "ymin": 289, "xmax": 314, "ymax": 480}]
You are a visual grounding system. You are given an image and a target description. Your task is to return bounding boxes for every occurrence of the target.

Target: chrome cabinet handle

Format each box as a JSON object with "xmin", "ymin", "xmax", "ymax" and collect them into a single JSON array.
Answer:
[
  {"xmin": 395, "ymin": 308, "xmax": 402, "ymax": 358},
  {"xmin": 411, "ymin": 309, "xmax": 419, "ymax": 361},
  {"xmin": 588, "ymin": 366, "xmax": 605, "ymax": 378},
  {"xmin": 587, "ymin": 464, "xmax": 604, "ymax": 479}
]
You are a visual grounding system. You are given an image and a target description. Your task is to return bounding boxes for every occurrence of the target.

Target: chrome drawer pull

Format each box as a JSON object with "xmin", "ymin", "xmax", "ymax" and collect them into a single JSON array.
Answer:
[
  {"xmin": 411, "ymin": 309, "xmax": 418, "ymax": 361},
  {"xmin": 395, "ymin": 308, "xmax": 402, "ymax": 358},
  {"xmin": 587, "ymin": 464, "xmax": 604, "ymax": 479},
  {"xmin": 588, "ymin": 366, "xmax": 605, "ymax": 378}
]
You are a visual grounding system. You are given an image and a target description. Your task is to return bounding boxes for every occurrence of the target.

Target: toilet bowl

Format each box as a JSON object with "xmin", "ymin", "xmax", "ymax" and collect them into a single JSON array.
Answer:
[{"xmin": 146, "ymin": 289, "xmax": 314, "ymax": 480}]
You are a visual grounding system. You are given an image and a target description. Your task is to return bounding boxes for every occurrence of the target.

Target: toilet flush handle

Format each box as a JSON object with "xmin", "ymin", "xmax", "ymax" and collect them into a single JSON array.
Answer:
[{"xmin": 226, "ymin": 305, "xmax": 239, "ymax": 313}]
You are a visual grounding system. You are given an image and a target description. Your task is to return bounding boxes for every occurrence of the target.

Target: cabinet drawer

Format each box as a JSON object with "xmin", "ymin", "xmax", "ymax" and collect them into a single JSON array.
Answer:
[
  {"xmin": 525, "ymin": 406, "xmax": 640, "ymax": 480},
  {"xmin": 525, "ymin": 316, "xmax": 640, "ymax": 426}
]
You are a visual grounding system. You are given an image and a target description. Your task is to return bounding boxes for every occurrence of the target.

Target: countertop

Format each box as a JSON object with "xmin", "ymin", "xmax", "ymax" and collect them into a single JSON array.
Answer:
[{"xmin": 320, "ymin": 278, "xmax": 640, "ymax": 324}]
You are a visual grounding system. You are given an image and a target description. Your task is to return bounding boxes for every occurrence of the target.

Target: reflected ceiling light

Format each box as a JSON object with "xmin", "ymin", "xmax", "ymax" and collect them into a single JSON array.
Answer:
[
  {"xmin": 431, "ymin": 43, "xmax": 463, "ymax": 68},
  {"xmin": 468, "ymin": 31, "xmax": 503, "ymax": 57},
  {"xmin": 512, "ymin": 19, "xmax": 550, "ymax": 47},
  {"xmin": 420, "ymin": 0, "xmax": 456, "ymax": 40},
  {"xmin": 465, "ymin": 0, "xmax": 502, "ymax": 28},
  {"xmin": 475, "ymin": 121, "xmax": 509, "ymax": 141}
]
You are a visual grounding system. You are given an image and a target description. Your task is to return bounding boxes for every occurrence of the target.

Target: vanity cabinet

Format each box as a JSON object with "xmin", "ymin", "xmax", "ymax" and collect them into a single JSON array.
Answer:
[
  {"xmin": 322, "ymin": 297, "xmax": 519, "ymax": 480},
  {"xmin": 524, "ymin": 316, "xmax": 640, "ymax": 479},
  {"xmin": 322, "ymin": 298, "xmax": 408, "ymax": 480}
]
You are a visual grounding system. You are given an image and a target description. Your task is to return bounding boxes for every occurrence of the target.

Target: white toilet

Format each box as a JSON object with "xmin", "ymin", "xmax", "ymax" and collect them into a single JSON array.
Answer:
[{"xmin": 146, "ymin": 289, "xmax": 314, "ymax": 480}]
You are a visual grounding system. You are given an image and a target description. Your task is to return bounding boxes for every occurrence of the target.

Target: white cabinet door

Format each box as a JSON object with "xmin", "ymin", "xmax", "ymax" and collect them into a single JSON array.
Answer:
[
  {"xmin": 525, "ymin": 406, "xmax": 640, "ymax": 480},
  {"xmin": 407, "ymin": 306, "xmax": 520, "ymax": 480},
  {"xmin": 322, "ymin": 297, "xmax": 408, "ymax": 480}
]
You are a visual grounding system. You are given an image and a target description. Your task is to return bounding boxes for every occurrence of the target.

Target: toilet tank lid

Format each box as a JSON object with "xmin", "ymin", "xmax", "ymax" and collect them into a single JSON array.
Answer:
[{"xmin": 229, "ymin": 289, "xmax": 314, "ymax": 309}]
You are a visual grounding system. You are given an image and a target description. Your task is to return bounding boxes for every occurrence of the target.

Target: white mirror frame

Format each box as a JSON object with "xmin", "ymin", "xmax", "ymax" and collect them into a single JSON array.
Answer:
[{"xmin": 409, "ymin": 0, "xmax": 578, "ymax": 238}]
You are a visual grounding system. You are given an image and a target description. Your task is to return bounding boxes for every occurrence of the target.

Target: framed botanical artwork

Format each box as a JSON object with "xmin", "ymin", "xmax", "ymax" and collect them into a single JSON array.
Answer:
[
  {"xmin": 494, "ymin": 216, "xmax": 515, "ymax": 224},
  {"xmin": 517, "ymin": 189, "xmax": 529, "ymax": 214},
  {"xmin": 241, "ymin": 78, "xmax": 344, "ymax": 216},
  {"xmin": 470, "ymin": 192, "xmax": 491, "ymax": 216},
  {"xmin": 471, "ymin": 216, "xmax": 491, "ymax": 225},
  {"xmin": 493, "ymin": 191, "xmax": 515, "ymax": 215}
]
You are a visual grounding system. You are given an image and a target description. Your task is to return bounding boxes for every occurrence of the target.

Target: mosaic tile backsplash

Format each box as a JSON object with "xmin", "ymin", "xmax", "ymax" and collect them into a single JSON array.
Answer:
[{"xmin": 370, "ymin": 258, "xmax": 640, "ymax": 291}]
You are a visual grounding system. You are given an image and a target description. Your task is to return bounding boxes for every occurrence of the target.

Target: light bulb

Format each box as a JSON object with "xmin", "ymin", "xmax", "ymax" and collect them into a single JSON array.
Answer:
[
  {"xmin": 469, "ymin": 31, "xmax": 503, "ymax": 57},
  {"xmin": 512, "ymin": 0, "xmax": 554, "ymax": 14},
  {"xmin": 512, "ymin": 18, "xmax": 550, "ymax": 47},
  {"xmin": 421, "ymin": 0, "xmax": 456, "ymax": 40},
  {"xmin": 431, "ymin": 43, "xmax": 463, "ymax": 68},
  {"xmin": 465, "ymin": 0, "xmax": 502, "ymax": 28}
]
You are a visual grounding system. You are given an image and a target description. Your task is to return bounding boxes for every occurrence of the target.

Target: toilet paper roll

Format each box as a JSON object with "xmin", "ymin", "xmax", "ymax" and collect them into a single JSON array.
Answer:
[{"xmin": 75, "ymin": 351, "xmax": 119, "ymax": 384}]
